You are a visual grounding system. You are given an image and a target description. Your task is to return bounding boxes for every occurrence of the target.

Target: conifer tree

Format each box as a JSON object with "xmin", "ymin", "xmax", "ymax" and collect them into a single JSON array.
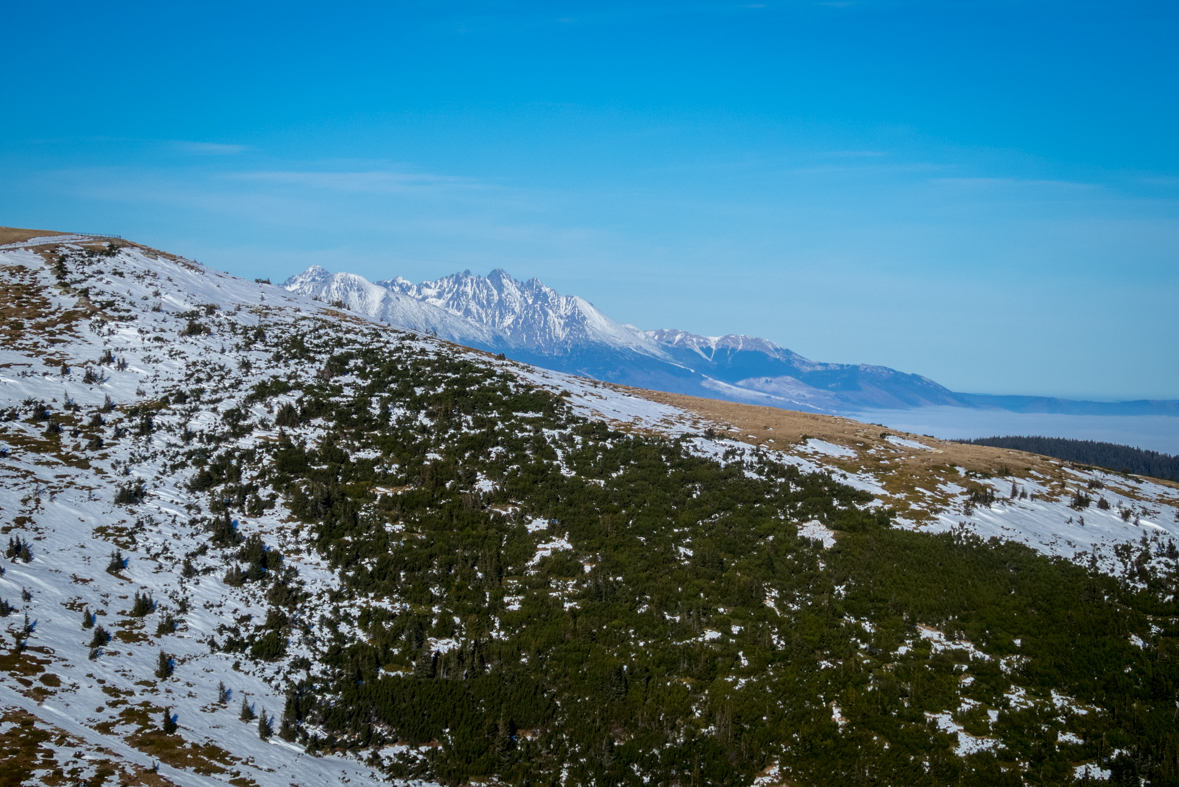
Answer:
[
  {"xmin": 88, "ymin": 625, "xmax": 109, "ymax": 649},
  {"xmin": 130, "ymin": 592, "xmax": 155, "ymax": 617},
  {"xmin": 240, "ymin": 697, "xmax": 254, "ymax": 721},
  {"xmin": 258, "ymin": 709, "xmax": 272, "ymax": 740},
  {"xmin": 414, "ymin": 646, "xmax": 437, "ymax": 679},
  {"xmin": 162, "ymin": 707, "xmax": 177, "ymax": 734},
  {"xmin": 280, "ymin": 690, "xmax": 299, "ymax": 741},
  {"xmin": 155, "ymin": 650, "xmax": 173, "ymax": 679}
]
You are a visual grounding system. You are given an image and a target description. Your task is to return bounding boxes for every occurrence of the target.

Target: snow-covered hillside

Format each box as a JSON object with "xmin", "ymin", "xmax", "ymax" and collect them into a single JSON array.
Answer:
[
  {"xmin": 0, "ymin": 238, "xmax": 420, "ymax": 787},
  {"xmin": 3, "ymin": 232, "xmax": 1178, "ymax": 786},
  {"xmin": 645, "ymin": 329, "xmax": 805, "ymax": 363}
]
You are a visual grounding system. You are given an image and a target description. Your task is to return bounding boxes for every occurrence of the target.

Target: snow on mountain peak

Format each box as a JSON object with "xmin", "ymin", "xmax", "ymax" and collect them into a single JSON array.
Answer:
[
  {"xmin": 280, "ymin": 264, "xmax": 332, "ymax": 290},
  {"xmin": 281, "ymin": 266, "xmax": 502, "ymax": 346},
  {"xmin": 377, "ymin": 269, "xmax": 665, "ymax": 357},
  {"xmin": 646, "ymin": 328, "xmax": 805, "ymax": 363}
]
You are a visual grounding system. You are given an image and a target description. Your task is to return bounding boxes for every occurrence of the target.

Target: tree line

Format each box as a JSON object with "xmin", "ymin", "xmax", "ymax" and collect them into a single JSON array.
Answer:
[{"xmin": 956, "ymin": 435, "xmax": 1179, "ymax": 482}]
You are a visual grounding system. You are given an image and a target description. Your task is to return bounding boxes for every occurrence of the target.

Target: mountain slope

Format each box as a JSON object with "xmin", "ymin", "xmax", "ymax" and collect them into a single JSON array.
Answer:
[
  {"xmin": 651, "ymin": 327, "xmax": 965, "ymax": 409},
  {"xmin": 4, "ymin": 229, "xmax": 1179, "ymax": 786}
]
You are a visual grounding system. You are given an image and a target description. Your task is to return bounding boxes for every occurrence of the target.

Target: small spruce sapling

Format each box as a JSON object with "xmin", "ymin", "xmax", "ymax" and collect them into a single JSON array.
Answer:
[
  {"xmin": 82, "ymin": 607, "xmax": 94, "ymax": 629},
  {"xmin": 257, "ymin": 710, "xmax": 272, "ymax": 740},
  {"xmin": 240, "ymin": 697, "xmax": 255, "ymax": 721},
  {"xmin": 89, "ymin": 625, "xmax": 110, "ymax": 649},
  {"xmin": 162, "ymin": 707, "xmax": 177, "ymax": 734},
  {"xmin": 156, "ymin": 614, "xmax": 177, "ymax": 636},
  {"xmin": 6, "ymin": 537, "xmax": 32, "ymax": 562},
  {"xmin": 155, "ymin": 651, "xmax": 174, "ymax": 679},
  {"xmin": 217, "ymin": 681, "xmax": 230, "ymax": 704},
  {"xmin": 222, "ymin": 564, "xmax": 245, "ymax": 587}
]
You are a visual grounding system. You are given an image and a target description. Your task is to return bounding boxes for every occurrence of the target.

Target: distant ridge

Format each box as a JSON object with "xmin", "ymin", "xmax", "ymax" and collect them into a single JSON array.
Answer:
[
  {"xmin": 955, "ymin": 435, "xmax": 1179, "ymax": 483},
  {"xmin": 959, "ymin": 393, "xmax": 1179, "ymax": 417},
  {"xmin": 284, "ymin": 266, "xmax": 1179, "ymax": 418}
]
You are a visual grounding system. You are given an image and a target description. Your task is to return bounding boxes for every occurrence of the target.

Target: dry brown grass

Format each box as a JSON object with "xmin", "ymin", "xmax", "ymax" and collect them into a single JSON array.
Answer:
[
  {"xmin": 114, "ymin": 618, "xmax": 150, "ymax": 645},
  {"xmin": 0, "ymin": 261, "xmax": 94, "ymax": 357},
  {"xmin": 629, "ymin": 388, "xmax": 1050, "ymax": 469},
  {"xmin": 0, "ymin": 707, "xmax": 184, "ymax": 787},
  {"xmin": 0, "ymin": 226, "xmax": 66, "ymax": 245},
  {"xmin": 0, "ymin": 708, "xmax": 56, "ymax": 787},
  {"xmin": 0, "ymin": 645, "xmax": 51, "ymax": 679}
]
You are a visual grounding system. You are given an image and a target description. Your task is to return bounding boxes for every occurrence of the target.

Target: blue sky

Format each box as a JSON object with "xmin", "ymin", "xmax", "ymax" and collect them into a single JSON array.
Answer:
[{"xmin": 3, "ymin": 1, "xmax": 1177, "ymax": 400}]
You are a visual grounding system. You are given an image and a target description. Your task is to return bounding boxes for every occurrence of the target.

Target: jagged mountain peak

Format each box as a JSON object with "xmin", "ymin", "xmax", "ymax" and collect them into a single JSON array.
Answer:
[
  {"xmin": 377, "ymin": 268, "xmax": 665, "ymax": 357},
  {"xmin": 281, "ymin": 266, "xmax": 503, "ymax": 346},
  {"xmin": 280, "ymin": 264, "xmax": 332, "ymax": 290}
]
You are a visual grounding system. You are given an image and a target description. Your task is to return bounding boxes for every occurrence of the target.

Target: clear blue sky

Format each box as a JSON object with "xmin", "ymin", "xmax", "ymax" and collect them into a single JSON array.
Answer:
[{"xmin": 3, "ymin": 1, "xmax": 1177, "ymax": 400}]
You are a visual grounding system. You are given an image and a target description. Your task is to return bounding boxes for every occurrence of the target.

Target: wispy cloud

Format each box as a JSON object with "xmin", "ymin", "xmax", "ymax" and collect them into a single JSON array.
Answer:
[
  {"xmin": 228, "ymin": 169, "xmax": 488, "ymax": 194},
  {"xmin": 932, "ymin": 177, "xmax": 1098, "ymax": 191},
  {"xmin": 823, "ymin": 150, "xmax": 887, "ymax": 157},
  {"xmin": 172, "ymin": 141, "xmax": 249, "ymax": 156}
]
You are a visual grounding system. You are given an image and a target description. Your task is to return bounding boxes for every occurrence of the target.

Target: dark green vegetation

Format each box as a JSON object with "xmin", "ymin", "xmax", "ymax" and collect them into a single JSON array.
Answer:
[
  {"xmin": 957, "ymin": 435, "xmax": 1179, "ymax": 483},
  {"xmin": 176, "ymin": 321, "xmax": 1179, "ymax": 787}
]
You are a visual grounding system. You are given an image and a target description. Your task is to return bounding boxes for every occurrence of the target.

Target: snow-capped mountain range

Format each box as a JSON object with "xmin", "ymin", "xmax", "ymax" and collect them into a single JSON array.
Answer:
[
  {"xmin": 283, "ymin": 266, "xmax": 958, "ymax": 413},
  {"xmin": 284, "ymin": 266, "xmax": 1179, "ymax": 417}
]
